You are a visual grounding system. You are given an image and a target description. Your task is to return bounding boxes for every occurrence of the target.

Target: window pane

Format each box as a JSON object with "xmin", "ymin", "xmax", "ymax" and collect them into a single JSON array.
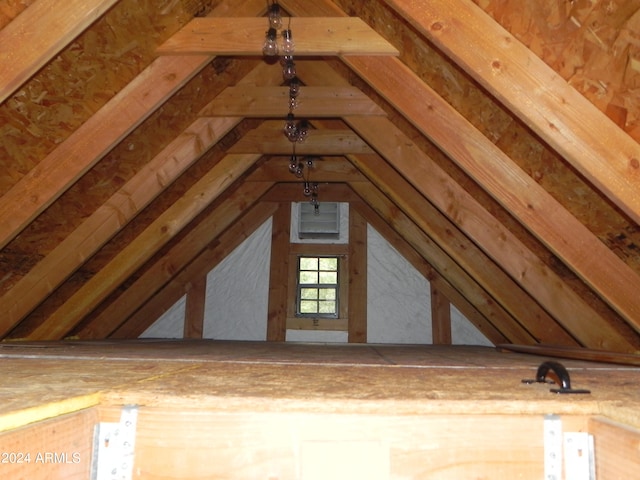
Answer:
[
  {"xmin": 300, "ymin": 257, "xmax": 318, "ymax": 270},
  {"xmin": 300, "ymin": 300, "xmax": 318, "ymax": 314},
  {"xmin": 319, "ymin": 257, "xmax": 337, "ymax": 270},
  {"xmin": 299, "ymin": 271, "xmax": 318, "ymax": 284},
  {"xmin": 318, "ymin": 301, "xmax": 336, "ymax": 314},
  {"xmin": 318, "ymin": 288, "xmax": 336, "ymax": 300},
  {"xmin": 319, "ymin": 271, "xmax": 337, "ymax": 284},
  {"xmin": 301, "ymin": 288, "xmax": 319, "ymax": 300},
  {"xmin": 296, "ymin": 255, "xmax": 339, "ymax": 318}
]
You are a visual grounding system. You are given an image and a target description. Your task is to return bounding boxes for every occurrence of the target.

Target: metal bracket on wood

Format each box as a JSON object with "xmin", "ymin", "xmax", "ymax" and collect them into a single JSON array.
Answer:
[
  {"xmin": 91, "ymin": 405, "xmax": 139, "ymax": 480},
  {"xmin": 522, "ymin": 360, "xmax": 591, "ymax": 394}
]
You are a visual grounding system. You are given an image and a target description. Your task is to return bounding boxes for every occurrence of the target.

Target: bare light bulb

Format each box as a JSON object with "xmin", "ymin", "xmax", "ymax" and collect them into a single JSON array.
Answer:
[
  {"xmin": 282, "ymin": 29, "xmax": 295, "ymax": 55},
  {"xmin": 268, "ymin": 3, "xmax": 282, "ymax": 29},
  {"xmin": 282, "ymin": 56, "xmax": 296, "ymax": 80},
  {"xmin": 289, "ymin": 77, "xmax": 300, "ymax": 97},
  {"xmin": 263, "ymin": 28, "xmax": 279, "ymax": 56},
  {"xmin": 289, "ymin": 155, "xmax": 298, "ymax": 174},
  {"xmin": 284, "ymin": 113, "xmax": 298, "ymax": 141}
]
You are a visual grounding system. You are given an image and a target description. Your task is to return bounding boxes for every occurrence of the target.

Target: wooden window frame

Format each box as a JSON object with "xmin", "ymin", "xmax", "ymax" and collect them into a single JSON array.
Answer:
[{"xmin": 286, "ymin": 243, "xmax": 349, "ymax": 331}]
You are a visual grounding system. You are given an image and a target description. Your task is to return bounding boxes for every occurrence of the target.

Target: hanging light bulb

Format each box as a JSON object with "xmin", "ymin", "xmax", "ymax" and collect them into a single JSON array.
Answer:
[
  {"xmin": 296, "ymin": 119, "xmax": 310, "ymax": 142},
  {"xmin": 295, "ymin": 161, "xmax": 304, "ymax": 178},
  {"xmin": 303, "ymin": 181, "xmax": 312, "ymax": 196},
  {"xmin": 288, "ymin": 77, "xmax": 300, "ymax": 110},
  {"xmin": 268, "ymin": 2, "xmax": 282, "ymax": 29},
  {"xmin": 289, "ymin": 154, "xmax": 298, "ymax": 174},
  {"xmin": 289, "ymin": 76, "xmax": 300, "ymax": 98},
  {"xmin": 282, "ymin": 28, "xmax": 295, "ymax": 55},
  {"xmin": 282, "ymin": 55, "xmax": 296, "ymax": 80},
  {"xmin": 263, "ymin": 28, "xmax": 279, "ymax": 57},
  {"xmin": 284, "ymin": 113, "xmax": 298, "ymax": 141}
]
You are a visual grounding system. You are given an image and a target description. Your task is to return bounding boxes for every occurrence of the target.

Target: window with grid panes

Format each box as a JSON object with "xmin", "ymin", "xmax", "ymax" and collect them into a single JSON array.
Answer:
[{"xmin": 296, "ymin": 256, "xmax": 339, "ymax": 317}]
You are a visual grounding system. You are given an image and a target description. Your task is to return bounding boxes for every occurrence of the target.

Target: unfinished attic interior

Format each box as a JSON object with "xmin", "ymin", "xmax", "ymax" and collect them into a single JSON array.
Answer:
[{"xmin": 1, "ymin": 0, "xmax": 640, "ymax": 478}]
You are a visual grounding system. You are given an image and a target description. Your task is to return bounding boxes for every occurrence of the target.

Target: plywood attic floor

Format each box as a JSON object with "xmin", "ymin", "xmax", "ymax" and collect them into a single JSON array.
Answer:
[{"xmin": 1, "ymin": 341, "xmax": 639, "ymax": 432}]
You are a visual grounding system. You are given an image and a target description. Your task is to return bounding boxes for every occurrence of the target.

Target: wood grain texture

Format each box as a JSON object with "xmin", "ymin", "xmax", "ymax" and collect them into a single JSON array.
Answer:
[
  {"xmin": 200, "ymin": 86, "xmax": 386, "ymax": 117},
  {"xmin": 0, "ymin": 0, "xmax": 119, "ymax": 103},
  {"xmin": 346, "ymin": 55, "xmax": 640, "ymax": 337},
  {"xmin": 347, "ymin": 116, "xmax": 636, "ymax": 352},
  {"xmin": 228, "ymin": 122, "xmax": 374, "ymax": 155},
  {"xmin": 267, "ymin": 203, "xmax": 291, "ymax": 341},
  {"xmin": 26, "ymin": 154, "xmax": 261, "ymax": 340},
  {"xmin": 383, "ymin": 0, "xmax": 640, "ymax": 226},
  {"xmin": 350, "ymin": 180, "xmax": 536, "ymax": 345},
  {"xmin": 589, "ymin": 416, "xmax": 640, "ymax": 479},
  {"xmin": 79, "ymin": 182, "xmax": 275, "ymax": 340},
  {"xmin": 351, "ymin": 197, "xmax": 509, "ymax": 345},
  {"xmin": 157, "ymin": 17, "xmax": 399, "ymax": 56},
  {"xmin": 348, "ymin": 207, "xmax": 367, "ymax": 342},
  {"xmin": 0, "ymin": 117, "xmax": 241, "ymax": 337}
]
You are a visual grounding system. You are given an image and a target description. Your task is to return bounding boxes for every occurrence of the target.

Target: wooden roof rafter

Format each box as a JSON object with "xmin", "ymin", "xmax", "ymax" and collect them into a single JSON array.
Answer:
[
  {"xmin": 283, "ymin": 55, "xmax": 630, "ymax": 350},
  {"xmin": 0, "ymin": 0, "xmax": 269, "ymax": 252},
  {"xmin": 0, "ymin": 0, "xmax": 120, "ymax": 104},
  {"xmin": 344, "ymin": 55, "xmax": 640, "ymax": 334},
  {"xmin": 27, "ymin": 153, "xmax": 263, "ymax": 341},
  {"xmin": 0, "ymin": 59, "xmax": 285, "ymax": 339},
  {"xmin": 81, "ymin": 181, "xmax": 277, "ymax": 340},
  {"xmin": 382, "ymin": 0, "xmax": 640, "ymax": 227}
]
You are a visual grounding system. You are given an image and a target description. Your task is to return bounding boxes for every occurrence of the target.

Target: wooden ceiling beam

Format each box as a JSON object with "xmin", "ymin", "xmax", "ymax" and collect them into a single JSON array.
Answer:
[
  {"xmin": 0, "ymin": 0, "xmax": 119, "ymax": 104},
  {"xmin": 261, "ymin": 182, "xmax": 360, "ymax": 203},
  {"xmin": 199, "ymin": 86, "xmax": 386, "ymax": 117},
  {"xmin": 382, "ymin": 0, "xmax": 640, "ymax": 227},
  {"xmin": 0, "ymin": 0, "xmax": 267, "ymax": 251},
  {"xmin": 80, "ymin": 181, "xmax": 275, "ymax": 340},
  {"xmin": 249, "ymin": 156, "xmax": 366, "ymax": 183},
  {"xmin": 347, "ymin": 158, "xmax": 568, "ymax": 346},
  {"xmin": 350, "ymin": 192, "xmax": 509, "ymax": 346},
  {"xmin": 26, "ymin": 153, "xmax": 262, "ymax": 340},
  {"xmin": 346, "ymin": 56, "xmax": 640, "ymax": 334},
  {"xmin": 0, "ymin": 117, "xmax": 241, "ymax": 338},
  {"xmin": 113, "ymin": 201, "xmax": 277, "ymax": 340},
  {"xmin": 292, "ymin": 61, "xmax": 580, "ymax": 346},
  {"xmin": 157, "ymin": 18, "xmax": 399, "ymax": 56},
  {"xmin": 227, "ymin": 121, "xmax": 373, "ymax": 155},
  {"xmin": 347, "ymin": 118, "xmax": 636, "ymax": 351}
]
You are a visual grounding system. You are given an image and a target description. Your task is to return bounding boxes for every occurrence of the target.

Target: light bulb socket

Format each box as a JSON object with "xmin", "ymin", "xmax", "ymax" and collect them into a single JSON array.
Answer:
[
  {"xmin": 268, "ymin": 3, "xmax": 282, "ymax": 29},
  {"xmin": 263, "ymin": 28, "xmax": 279, "ymax": 56}
]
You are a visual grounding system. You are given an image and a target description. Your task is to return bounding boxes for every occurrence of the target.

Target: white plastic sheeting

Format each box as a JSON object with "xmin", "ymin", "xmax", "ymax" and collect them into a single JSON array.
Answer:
[
  {"xmin": 203, "ymin": 218, "xmax": 273, "ymax": 341},
  {"xmin": 140, "ymin": 210, "xmax": 491, "ymax": 345}
]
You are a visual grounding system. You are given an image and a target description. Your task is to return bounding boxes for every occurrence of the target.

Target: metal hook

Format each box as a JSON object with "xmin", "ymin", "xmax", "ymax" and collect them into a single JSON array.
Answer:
[{"xmin": 522, "ymin": 360, "xmax": 590, "ymax": 394}]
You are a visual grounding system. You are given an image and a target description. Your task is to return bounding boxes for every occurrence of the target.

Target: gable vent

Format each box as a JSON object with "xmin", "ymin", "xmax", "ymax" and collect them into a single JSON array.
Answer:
[{"xmin": 298, "ymin": 202, "xmax": 340, "ymax": 239}]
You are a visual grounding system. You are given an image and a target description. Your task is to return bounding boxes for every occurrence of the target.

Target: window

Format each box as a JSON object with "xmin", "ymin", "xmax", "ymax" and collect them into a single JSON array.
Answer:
[{"xmin": 297, "ymin": 256, "xmax": 339, "ymax": 317}]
